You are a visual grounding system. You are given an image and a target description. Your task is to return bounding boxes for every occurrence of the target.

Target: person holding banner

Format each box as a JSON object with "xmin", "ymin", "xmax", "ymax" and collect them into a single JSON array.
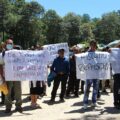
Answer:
[
  {"xmin": 83, "ymin": 40, "xmax": 99, "ymax": 109},
  {"xmin": 30, "ymin": 45, "xmax": 44, "ymax": 109},
  {"xmin": 110, "ymin": 44, "xmax": 120, "ymax": 109},
  {"xmin": 50, "ymin": 49, "xmax": 69, "ymax": 103},
  {"xmin": 0, "ymin": 39, "xmax": 22, "ymax": 113},
  {"xmin": 66, "ymin": 46, "xmax": 80, "ymax": 97}
]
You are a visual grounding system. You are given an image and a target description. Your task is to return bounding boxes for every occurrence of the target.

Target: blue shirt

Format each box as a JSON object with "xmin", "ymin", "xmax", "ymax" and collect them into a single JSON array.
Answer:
[{"xmin": 51, "ymin": 56, "xmax": 69, "ymax": 75}]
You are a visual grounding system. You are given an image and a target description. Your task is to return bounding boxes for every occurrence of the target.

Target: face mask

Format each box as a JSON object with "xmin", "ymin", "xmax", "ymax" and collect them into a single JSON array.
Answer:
[{"xmin": 6, "ymin": 44, "xmax": 13, "ymax": 50}]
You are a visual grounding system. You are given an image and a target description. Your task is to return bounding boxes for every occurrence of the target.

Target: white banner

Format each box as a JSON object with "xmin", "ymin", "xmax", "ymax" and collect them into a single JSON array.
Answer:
[
  {"xmin": 76, "ymin": 52, "xmax": 110, "ymax": 80},
  {"xmin": 110, "ymin": 48, "xmax": 120, "ymax": 75},
  {"xmin": 43, "ymin": 43, "xmax": 69, "ymax": 63},
  {"xmin": 4, "ymin": 50, "xmax": 49, "ymax": 81}
]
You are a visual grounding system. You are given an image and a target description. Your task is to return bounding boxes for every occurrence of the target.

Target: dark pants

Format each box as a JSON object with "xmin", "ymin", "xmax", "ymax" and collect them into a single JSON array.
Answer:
[
  {"xmin": 1, "ymin": 92, "xmax": 5, "ymax": 103},
  {"xmin": 97, "ymin": 81, "xmax": 101, "ymax": 98},
  {"xmin": 51, "ymin": 74, "xmax": 68, "ymax": 100},
  {"xmin": 113, "ymin": 74, "xmax": 120, "ymax": 106},
  {"xmin": 81, "ymin": 81, "xmax": 85, "ymax": 92},
  {"xmin": 66, "ymin": 74, "xmax": 80, "ymax": 95}
]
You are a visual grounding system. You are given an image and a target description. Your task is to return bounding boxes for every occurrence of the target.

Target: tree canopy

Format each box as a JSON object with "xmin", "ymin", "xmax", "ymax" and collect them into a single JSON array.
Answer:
[{"xmin": 0, "ymin": 0, "xmax": 120, "ymax": 48}]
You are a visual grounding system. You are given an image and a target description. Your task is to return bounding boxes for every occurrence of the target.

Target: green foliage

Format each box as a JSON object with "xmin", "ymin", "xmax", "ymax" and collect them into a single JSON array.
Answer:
[
  {"xmin": 63, "ymin": 13, "xmax": 81, "ymax": 46},
  {"xmin": 80, "ymin": 23, "xmax": 95, "ymax": 43},
  {"xmin": 0, "ymin": 0, "xmax": 120, "ymax": 48},
  {"xmin": 94, "ymin": 11, "xmax": 120, "ymax": 44},
  {"xmin": 42, "ymin": 10, "xmax": 62, "ymax": 44},
  {"xmin": 81, "ymin": 14, "xmax": 91, "ymax": 23}
]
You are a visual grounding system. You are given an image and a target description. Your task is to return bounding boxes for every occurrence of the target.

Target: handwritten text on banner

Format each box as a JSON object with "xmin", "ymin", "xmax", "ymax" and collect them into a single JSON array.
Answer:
[
  {"xmin": 4, "ymin": 50, "xmax": 49, "ymax": 81},
  {"xmin": 76, "ymin": 52, "xmax": 111, "ymax": 80},
  {"xmin": 43, "ymin": 43, "xmax": 69, "ymax": 63}
]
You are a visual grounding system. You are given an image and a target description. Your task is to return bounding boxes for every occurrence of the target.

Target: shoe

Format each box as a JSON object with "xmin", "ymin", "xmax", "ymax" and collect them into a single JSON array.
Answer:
[
  {"xmin": 114, "ymin": 105, "xmax": 120, "ymax": 109},
  {"xmin": 31, "ymin": 104, "xmax": 42, "ymax": 109},
  {"xmin": 5, "ymin": 108, "xmax": 11, "ymax": 113},
  {"xmin": 60, "ymin": 99, "xmax": 65, "ymax": 102},
  {"xmin": 15, "ymin": 107, "xmax": 23, "ymax": 113},
  {"xmin": 49, "ymin": 99, "xmax": 55, "ymax": 103},
  {"xmin": 91, "ymin": 103, "xmax": 98, "ymax": 107},
  {"xmin": 97, "ymin": 94, "xmax": 101, "ymax": 99},
  {"xmin": 74, "ymin": 94, "xmax": 79, "ymax": 97},
  {"xmin": 102, "ymin": 90, "xmax": 107, "ymax": 93},
  {"xmin": 66, "ymin": 94, "xmax": 70, "ymax": 97},
  {"xmin": 111, "ymin": 90, "xmax": 113, "ymax": 93},
  {"xmin": 35, "ymin": 104, "xmax": 42, "ymax": 109},
  {"xmin": 0, "ymin": 101, "xmax": 4, "ymax": 105},
  {"xmin": 81, "ymin": 91, "xmax": 84, "ymax": 94},
  {"xmin": 83, "ymin": 104, "xmax": 88, "ymax": 110}
]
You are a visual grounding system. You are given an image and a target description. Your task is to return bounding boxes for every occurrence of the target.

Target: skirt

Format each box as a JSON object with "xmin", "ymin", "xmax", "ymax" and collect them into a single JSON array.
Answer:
[{"xmin": 30, "ymin": 81, "xmax": 44, "ymax": 95}]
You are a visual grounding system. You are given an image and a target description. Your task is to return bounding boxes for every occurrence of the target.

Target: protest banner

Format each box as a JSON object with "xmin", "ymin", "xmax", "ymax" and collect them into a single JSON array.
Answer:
[
  {"xmin": 43, "ymin": 43, "xmax": 69, "ymax": 63},
  {"xmin": 4, "ymin": 50, "xmax": 49, "ymax": 81},
  {"xmin": 110, "ymin": 48, "xmax": 120, "ymax": 75},
  {"xmin": 76, "ymin": 52, "xmax": 110, "ymax": 80}
]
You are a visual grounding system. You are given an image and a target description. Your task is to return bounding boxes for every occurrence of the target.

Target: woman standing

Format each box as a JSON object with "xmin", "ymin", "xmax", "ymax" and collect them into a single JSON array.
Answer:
[
  {"xmin": 30, "ymin": 45, "xmax": 44, "ymax": 109},
  {"xmin": 30, "ymin": 81, "xmax": 43, "ymax": 109}
]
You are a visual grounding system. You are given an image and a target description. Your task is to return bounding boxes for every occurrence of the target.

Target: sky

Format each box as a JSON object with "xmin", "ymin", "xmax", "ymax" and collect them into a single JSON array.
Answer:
[{"xmin": 26, "ymin": 0, "xmax": 120, "ymax": 18}]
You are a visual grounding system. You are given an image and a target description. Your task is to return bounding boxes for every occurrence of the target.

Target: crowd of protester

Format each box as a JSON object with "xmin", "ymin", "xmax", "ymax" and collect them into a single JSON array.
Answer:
[{"xmin": 0, "ymin": 38, "xmax": 120, "ymax": 114}]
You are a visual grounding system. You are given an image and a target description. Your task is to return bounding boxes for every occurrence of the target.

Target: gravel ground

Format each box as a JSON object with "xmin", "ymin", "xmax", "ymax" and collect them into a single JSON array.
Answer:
[{"xmin": 0, "ymin": 81, "xmax": 120, "ymax": 120}]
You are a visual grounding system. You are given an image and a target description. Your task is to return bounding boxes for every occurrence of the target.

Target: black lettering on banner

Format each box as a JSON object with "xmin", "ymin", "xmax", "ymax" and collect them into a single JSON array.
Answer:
[
  {"xmin": 94, "ymin": 64, "xmax": 100, "ymax": 70},
  {"xmin": 86, "ymin": 53, "xmax": 108, "ymax": 60},
  {"xmin": 78, "ymin": 64, "xmax": 84, "ymax": 72},
  {"xmin": 78, "ymin": 63, "xmax": 109, "ymax": 72},
  {"xmin": 87, "ymin": 53, "xmax": 94, "ymax": 60}
]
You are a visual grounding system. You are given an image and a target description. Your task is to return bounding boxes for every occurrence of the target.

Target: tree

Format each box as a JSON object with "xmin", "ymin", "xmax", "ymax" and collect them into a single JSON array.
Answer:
[
  {"xmin": 80, "ymin": 23, "xmax": 94, "ymax": 43},
  {"xmin": 7, "ymin": 1, "xmax": 45, "ymax": 48},
  {"xmin": 0, "ymin": 0, "xmax": 10, "ymax": 41},
  {"xmin": 94, "ymin": 11, "xmax": 120, "ymax": 44},
  {"xmin": 81, "ymin": 14, "xmax": 91, "ymax": 23},
  {"xmin": 42, "ymin": 10, "xmax": 62, "ymax": 44},
  {"xmin": 63, "ymin": 12, "xmax": 81, "ymax": 46}
]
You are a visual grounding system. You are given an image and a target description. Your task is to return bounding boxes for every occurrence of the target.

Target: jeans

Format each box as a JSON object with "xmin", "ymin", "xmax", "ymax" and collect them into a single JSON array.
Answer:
[{"xmin": 83, "ymin": 79, "xmax": 99, "ymax": 104}]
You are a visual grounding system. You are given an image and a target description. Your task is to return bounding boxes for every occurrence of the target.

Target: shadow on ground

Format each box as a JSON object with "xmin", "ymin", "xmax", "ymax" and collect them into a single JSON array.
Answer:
[
  {"xmin": 99, "ymin": 107, "xmax": 120, "ymax": 115},
  {"xmin": 0, "ymin": 109, "xmax": 32, "ymax": 117},
  {"xmin": 71, "ymin": 99, "xmax": 105, "ymax": 107},
  {"xmin": 64, "ymin": 106, "xmax": 103, "ymax": 114},
  {"xmin": 65, "ymin": 114, "xmax": 116, "ymax": 120},
  {"xmin": 43, "ymin": 99, "xmax": 66, "ymax": 105}
]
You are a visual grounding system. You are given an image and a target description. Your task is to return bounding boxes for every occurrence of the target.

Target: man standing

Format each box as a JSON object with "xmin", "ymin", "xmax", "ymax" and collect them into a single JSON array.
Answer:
[
  {"xmin": 0, "ymin": 39, "xmax": 22, "ymax": 113},
  {"xmin": 111, "ymin": 44, "xmax": 120, "ymax": 109},
  {"xmin": 66, "ymin": 47, "xmax": 80, "ymax": 97},
  {"xmin": 50, "ymin": 49, "xmax": 69, "ymax": 102},
  {"xmin": 83, "ymin": 40, "xmax": 99, "ymax": 109}
]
